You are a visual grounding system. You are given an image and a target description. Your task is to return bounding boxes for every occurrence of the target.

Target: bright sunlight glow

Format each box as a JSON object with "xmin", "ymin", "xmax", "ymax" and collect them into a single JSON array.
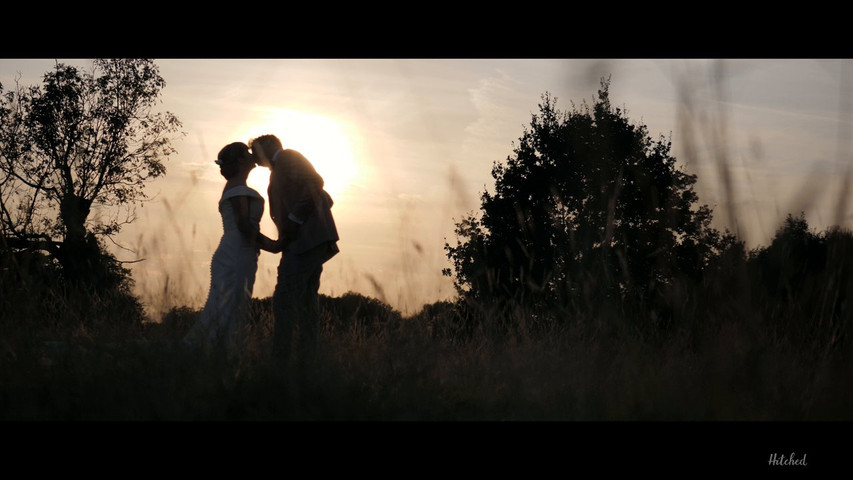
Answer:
[{"xmin": 242, "ymin": 108, "xmax": 359, "ymax": 201}]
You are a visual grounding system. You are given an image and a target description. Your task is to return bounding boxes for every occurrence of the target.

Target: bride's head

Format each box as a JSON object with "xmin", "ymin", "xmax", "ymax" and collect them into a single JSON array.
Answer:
[{"xmin": 216, "ymin": 142, "xmax": 255, "ymax": 179}]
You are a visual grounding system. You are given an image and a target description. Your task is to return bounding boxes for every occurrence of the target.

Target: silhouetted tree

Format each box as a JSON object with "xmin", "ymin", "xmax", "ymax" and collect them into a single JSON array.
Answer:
[
  {"xmin": 0, "ymin": 59, "xmax": 182, "ymax": 289},
  {"xmin": 749, "ymin": 213, "xmax": 825, "ymax": 301},
  {"xmin": 445, "ymin": 79, "xmax": 727, "ymax": 316},
  {"xmin": 747, "ymin": 214, "xmax": 853, "ymax": 351}
]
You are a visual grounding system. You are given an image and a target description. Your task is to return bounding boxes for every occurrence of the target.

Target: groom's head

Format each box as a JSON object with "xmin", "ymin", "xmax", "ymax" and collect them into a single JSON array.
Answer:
[{"xmin": 249, "ymin": 134, "xmax": 283, "ymax": 168}]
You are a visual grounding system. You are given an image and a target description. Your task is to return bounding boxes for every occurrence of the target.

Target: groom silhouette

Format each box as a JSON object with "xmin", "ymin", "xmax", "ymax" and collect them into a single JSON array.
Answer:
[{"xmin": 250, "ymin": 134, "xmax": 339, "ymax": 366}]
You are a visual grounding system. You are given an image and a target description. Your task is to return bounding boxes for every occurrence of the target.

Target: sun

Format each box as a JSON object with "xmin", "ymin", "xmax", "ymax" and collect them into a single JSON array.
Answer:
[{"xmin": 243, "ymin": 108, "xmax": 359, "ymax": 201}]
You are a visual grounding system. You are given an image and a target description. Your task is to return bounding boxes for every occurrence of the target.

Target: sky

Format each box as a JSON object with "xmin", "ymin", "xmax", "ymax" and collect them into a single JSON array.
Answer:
[{"xmin": 2, "ymin": 58, "xmax": 851, "ymax": 315}]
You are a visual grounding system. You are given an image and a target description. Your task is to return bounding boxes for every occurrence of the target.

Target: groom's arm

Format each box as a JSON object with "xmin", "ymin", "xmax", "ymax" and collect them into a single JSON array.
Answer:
[
  {"xmin": 267, "ymin": 173, "xmax": 289, "ymax": 249},
  {"xmin": 278, "ymin": 150, "xmax": 325, "ymax": 233}
]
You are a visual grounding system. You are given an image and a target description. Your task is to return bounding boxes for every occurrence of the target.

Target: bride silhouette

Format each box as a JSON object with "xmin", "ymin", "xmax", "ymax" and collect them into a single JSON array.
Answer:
[{"xmin": 182, "ymin": 142, "xmax": 280, "ymax": 353}]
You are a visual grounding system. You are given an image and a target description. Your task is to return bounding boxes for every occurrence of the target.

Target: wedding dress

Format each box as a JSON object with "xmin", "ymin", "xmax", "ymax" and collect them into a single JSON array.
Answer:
[{"xmin": 183, "ymin": 185, "xmax": 264, "ymax": 350}]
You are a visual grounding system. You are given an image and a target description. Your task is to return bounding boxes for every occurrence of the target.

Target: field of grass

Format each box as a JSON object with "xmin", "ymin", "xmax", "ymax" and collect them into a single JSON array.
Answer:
[{"xmin": 2, "ymin": 276, "xmax": 852, "ymax": 423}]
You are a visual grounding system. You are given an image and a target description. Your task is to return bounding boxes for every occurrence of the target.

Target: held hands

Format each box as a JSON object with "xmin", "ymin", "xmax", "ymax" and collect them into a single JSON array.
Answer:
[
  {"xmin": 256, "ymin": 234, "xmax": 287, "ymax": 254},
  {"xmin": 270, "ymin": 238, "xmax": 287, "ymax": 254},
  {"xmin": 265, "ymin": 235, "xmax": 290, "ymax": 254}
]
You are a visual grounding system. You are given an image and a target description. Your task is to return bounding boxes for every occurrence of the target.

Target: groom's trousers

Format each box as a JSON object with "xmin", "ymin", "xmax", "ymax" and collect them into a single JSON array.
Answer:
[{"xmin": 272, "ymin": 242, "xmax": 327, "ymax": 365}]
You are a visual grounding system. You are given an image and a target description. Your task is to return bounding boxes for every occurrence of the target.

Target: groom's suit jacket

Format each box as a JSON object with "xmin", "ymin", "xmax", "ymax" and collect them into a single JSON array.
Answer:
[{"xmin": 268, "ymin": 149, "xmax": 339, "ymax": 261}]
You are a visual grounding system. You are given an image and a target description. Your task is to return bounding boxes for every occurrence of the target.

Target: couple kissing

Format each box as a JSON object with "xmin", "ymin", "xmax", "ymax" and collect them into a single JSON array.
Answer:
[{"xmin": 182, "ymin": 134, "xmax": 339, "ymax": 366}]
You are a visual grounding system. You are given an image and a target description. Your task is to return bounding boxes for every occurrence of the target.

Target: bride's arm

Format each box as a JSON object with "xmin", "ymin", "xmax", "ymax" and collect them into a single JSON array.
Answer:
[
  {"xmin": 229, "ymin": 196, "xmax": 280, "ymax": 253},
  {"xmin": 230, "ymin": 196, "xmax": 254, "ymax": 237},
  {"xmin": 229, "ymin": 195, "xmax": 283, "ymax": 253},
  {"xmin": 257, "ymin": 233, "xmax": 282, "ymax": 253}
]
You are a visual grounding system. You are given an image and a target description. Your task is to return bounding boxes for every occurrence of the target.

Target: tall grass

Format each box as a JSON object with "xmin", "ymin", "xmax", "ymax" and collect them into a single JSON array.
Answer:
[{"xmin": 2, "ymin": 273, "xmax": 853, "ymax": 421}]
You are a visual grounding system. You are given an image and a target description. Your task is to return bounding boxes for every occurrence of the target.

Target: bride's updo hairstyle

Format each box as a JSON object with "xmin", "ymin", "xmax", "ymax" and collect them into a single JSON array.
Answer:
[{"xmin": 216, "ymin": 142, "xmax": 250, "ymax": 179}]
